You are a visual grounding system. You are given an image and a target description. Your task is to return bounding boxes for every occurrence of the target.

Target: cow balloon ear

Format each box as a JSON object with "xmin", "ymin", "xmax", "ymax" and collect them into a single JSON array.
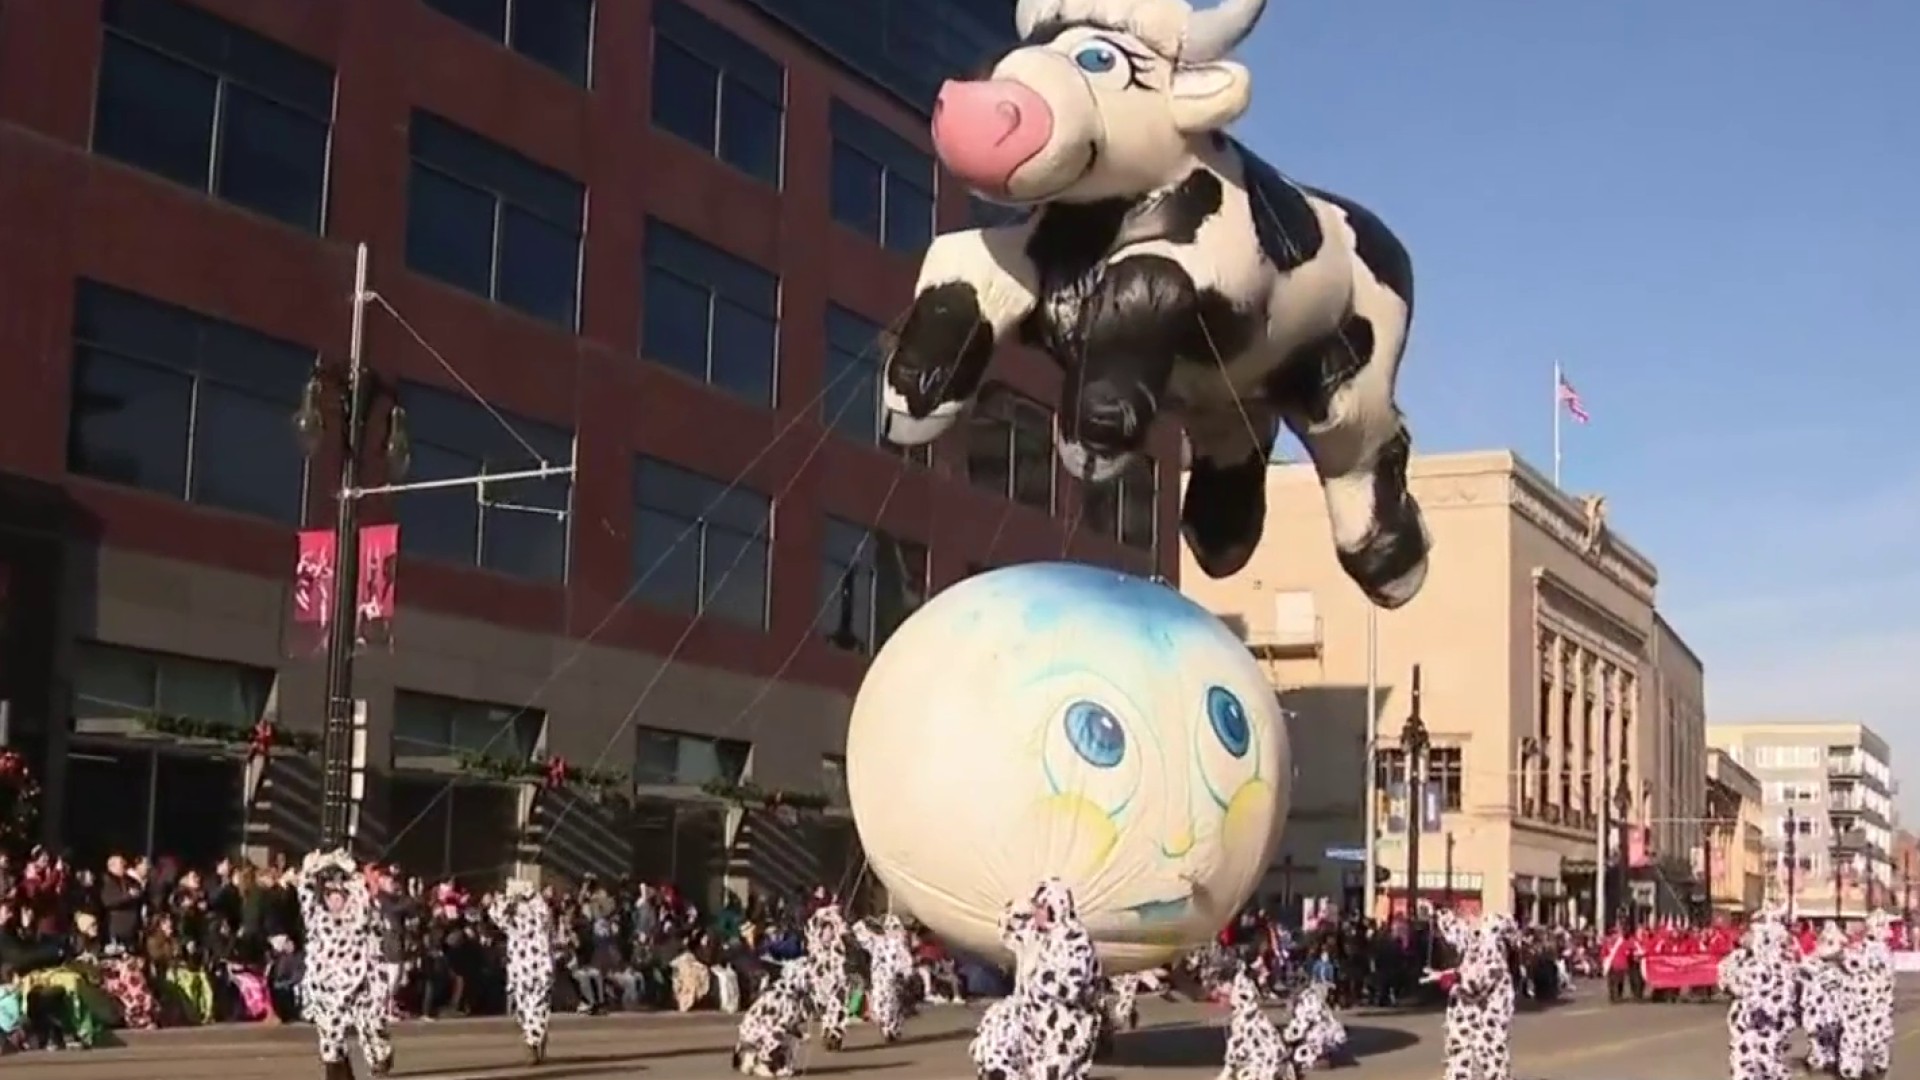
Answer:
[{"xmin": 1168, "ymin": 61, "xmax": 1252, "ymax": 132}]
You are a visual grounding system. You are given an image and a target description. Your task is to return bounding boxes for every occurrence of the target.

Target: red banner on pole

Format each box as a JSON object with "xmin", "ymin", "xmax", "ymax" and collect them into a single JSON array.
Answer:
[
  {"xmin": 1629, "ymin": 826, "xmax": 1650, "ymax": 868},
  {"xmin": 356, "ymin": 523, "xmax": 398, "ymax": 648},
  {"xmin": 288, "ymin": 529, "xmax": 336, "ymax": 657}
]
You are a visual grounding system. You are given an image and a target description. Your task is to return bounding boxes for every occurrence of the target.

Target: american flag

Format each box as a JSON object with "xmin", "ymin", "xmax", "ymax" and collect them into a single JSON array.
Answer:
[{"xmin": 1557, "ymin": 373, "xmax": 1590, "ymax": 424}]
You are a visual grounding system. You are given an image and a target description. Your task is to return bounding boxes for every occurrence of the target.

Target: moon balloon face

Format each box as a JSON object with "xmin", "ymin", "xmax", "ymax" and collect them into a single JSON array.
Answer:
[{"xmin": 846, "ymin": 562, "xmax": 1290, "ymax": 971}]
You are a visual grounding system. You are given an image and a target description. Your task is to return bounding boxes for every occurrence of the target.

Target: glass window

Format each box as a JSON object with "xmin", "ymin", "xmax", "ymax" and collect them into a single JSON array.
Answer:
[
  {"xmin": 1080, "ymin": 455, "xmax": 1157, "ymax": 552},
  {"xmin": 425, "ymin": 0, "xmax": 594, "ymax": 85},
  {"xmin": 67, "ymin": 282, "xmax": 311, "ymax": 523},
  {"xmin": 631, "ymin": 457, "xmax": 771, "ymax": 629},
  {"xmin": 394, "ymin": 380, "xmax": 574, "ymax": 582},
  {"xmin": 406, "ymin": 111, "xmax": 583, "ymax": 329},
  {"xmin": 965, "ymin": 385, "xmax": 1053, "ymax": 511},
  {"xmin": 93, "ymin": 0, "xmax": 333, "ymax": 232},
  {"xmin": 393, "ymin": 689, "xmax": 544, "ymax": 761},
  {"xmin": 641, "ymin": 221, "xmax": 780, "ymax": 405},
  {"xmin": 650, "ymin": 1, "xmax": 783, "ymax": 185},
  {"xmin": 72, "ymin": 641, "xmax": 271, "ymax": 729},
  {"xmin": 816, "ymin": 516, "xmax": 926, "ymax": 653},
  {"xmin": 828, "ymin": 101, "xmax": 934, "ymax": 253},
  {"xmin": 823, "ymin": 306, "xmax": 928, "ymax": 464},
  {"xmin": 728, "ymin": 0, "xmax": 1010, "ymax": 115},
  {"xmin": 634, "ymin": 727, "xmax": 748, "ymax": 786}
]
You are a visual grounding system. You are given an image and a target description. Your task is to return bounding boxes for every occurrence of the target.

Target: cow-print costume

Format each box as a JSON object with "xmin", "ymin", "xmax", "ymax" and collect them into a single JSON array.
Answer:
[
  {"xmin": 852, "ymin": 914, "xmax": 913, "ymax": 1042},
  {"xmin": 1718, "ymin": 906, "xmax": 1796, "ymax": 1080},
  {"xmin": 1104, "ymin": 972, "xmax": 1142, "ymax": 1033},
  {"xmin": 1220, "ymin": 965, "xmax": 1296, "ymax": 1080},
  {"xmin": 487, "ymin": 880, "xmax": 555, "ymax": 1062},
  {"xmin": 1281, "ymin": 978, "xmax": 1347, "ymax": 1072},
  {"xmin": 295, "ymin": 850, "xmax": 393, "ymax": 1077},
  {"xmin": 1838, "ymin": 912, "xmax": 1895, "ymax": 1079},
  {"xmin": 1433, "ymin": 910, "xmax": 1513, "ymax": 1080},
  {"xmin": 1799, "ymin": 922, "xmax": 1848, "ymax": 1073},
  {"xmin": 1016, "ymin": 878, "xmax": 1102, "ymax": 1080},
  {"xmin": 803, "ymin": 902, "xmax": 851, "ymax": 1051},
  {"xmin": 734, "ymin": 959, "xmax": 814, "ymax": 1077},
  {"xmin": 972, "ymin": 901, "xmax": 1038, "ymax": 1080}
]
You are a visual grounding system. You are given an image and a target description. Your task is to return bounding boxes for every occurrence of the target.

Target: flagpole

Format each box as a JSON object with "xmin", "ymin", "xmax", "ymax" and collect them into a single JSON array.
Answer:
[{"xmin": 1552, "ymin": 361, "xmax": 1562, "ymax": 489}]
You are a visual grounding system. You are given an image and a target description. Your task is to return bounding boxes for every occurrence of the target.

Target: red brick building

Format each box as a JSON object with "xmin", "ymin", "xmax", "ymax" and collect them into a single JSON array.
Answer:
[{"xmin": 0, "ymin": 0, "xmax": 1177, "ymax": 890}]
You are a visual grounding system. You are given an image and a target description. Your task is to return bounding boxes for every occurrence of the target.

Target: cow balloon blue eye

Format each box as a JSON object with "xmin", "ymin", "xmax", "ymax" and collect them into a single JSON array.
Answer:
[
  {"xmin": 1206, "ymin": 687, "xmax": 1250, "ymax": 758},
  {"xmin": 1063, "ymin": 701, "xmax": 1126, "ymax": 768},
  {"xmin": 1074, "ymin": 46, "xmax": 1117, "ymax": 72}
]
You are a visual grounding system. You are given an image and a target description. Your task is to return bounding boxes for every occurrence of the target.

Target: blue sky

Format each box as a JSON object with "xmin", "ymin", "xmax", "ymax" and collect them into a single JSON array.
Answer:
[{"xmin": 1227, "ymin": 1, "xmax": 1918, "ymax": 819}]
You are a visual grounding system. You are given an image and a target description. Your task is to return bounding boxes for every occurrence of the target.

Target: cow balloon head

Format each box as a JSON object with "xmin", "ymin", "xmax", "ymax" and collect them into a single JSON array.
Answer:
[{"xmin": 933, "ymin": 0, "xmax": 1265, "ymax": 204}]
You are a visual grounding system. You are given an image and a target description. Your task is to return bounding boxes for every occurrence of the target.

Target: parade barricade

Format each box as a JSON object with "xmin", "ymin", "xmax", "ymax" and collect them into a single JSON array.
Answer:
[{"xmin": 1641, "ymin": 953, "xmax": 1723, "ymax": 991}]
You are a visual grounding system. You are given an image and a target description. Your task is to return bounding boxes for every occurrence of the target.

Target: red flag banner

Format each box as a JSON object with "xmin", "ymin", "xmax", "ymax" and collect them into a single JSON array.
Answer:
[
  {"xmin": 356, "ymin": 523, "xmax": 398, "ymax": 648},
  {"xmin": 288, "ymin": 530, "xmax": 336, "ymax": 657},
  {"xmin": 1628, "ymin": 826, "xmax": 1650, "ymax": 868},
  {"xmin": 1642, "ymin": 954, "xmax": 1721, "ymax": 992}
]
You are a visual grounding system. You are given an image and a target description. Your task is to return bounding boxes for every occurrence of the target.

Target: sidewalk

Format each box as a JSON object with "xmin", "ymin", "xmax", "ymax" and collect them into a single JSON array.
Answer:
[{"xmin": 109, "ymin": 1007, "xmax": 735, "ymax": 1051}]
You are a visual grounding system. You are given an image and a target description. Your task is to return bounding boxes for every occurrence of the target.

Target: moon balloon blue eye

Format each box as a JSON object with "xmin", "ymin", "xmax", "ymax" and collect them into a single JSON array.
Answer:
[
  {"xmin": 1062, "ymin": 701, "xmax": 1126, "ymax": 768},
  {"xmin": 1206, "ymin": 686, "xmax": 1250, "ymax": 758},
  {"xmin": 1073, "ymin": 45, "xmax": 1117, "ymax": 73}
]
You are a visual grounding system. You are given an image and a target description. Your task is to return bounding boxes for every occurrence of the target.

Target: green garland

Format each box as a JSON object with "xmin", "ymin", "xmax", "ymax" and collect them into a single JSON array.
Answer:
[
  {"xmin": 453, "ymin": 753, "xmax": 626, "ymax": 792},
  {"xmin": 699, "ymin": 778, "xmax": 831, "ymax": 811},
  {"xmin": 140, "ymin": 714, "xmax": 322, "ymax": 754}
]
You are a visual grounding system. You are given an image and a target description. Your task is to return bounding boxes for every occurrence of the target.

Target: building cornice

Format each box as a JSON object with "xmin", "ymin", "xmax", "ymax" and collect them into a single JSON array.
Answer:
[
  {"xmin": 1533, "ymin": 567, "xmax": 1648, "ymax": 664},
  {"xmin": 1507, "ymin": 460, "xmax": 1658, "ymax": 603}
]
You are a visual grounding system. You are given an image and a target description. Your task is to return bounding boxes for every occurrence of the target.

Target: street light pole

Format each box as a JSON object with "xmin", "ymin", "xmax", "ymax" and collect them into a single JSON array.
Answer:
[
  {"xmin": 317, "ymin": 246, "xmax": 370, "ymax": 852},
  {"xmin": 1361, "ymin": 607, "xmax": 1379, "ymax": 920},
  {"xmin": 1613, "ymin": 772, "xmax": 1633, "ymax": 929},
  {"xmin": 1785, "ymin": 805, "xmax": 1798, "ymax": 921},
  {"xmin": 1401, "ymin": 665, "xmax": 1429, "ymax": 922}
]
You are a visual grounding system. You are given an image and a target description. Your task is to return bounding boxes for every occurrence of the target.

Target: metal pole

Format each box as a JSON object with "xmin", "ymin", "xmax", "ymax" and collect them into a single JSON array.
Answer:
[
  {"xmin": 1702, "ymin": 816, "xmax": 1714, "ymax": 923},
  {"xmin": 1403, "ymin": 665, "xmax": 1425, "ymax": 923},
  {"xmin": 1361, "ymin": 607, "xmax": 1379, "ymax": 920},
  {"xmin": 1443, "ymin": 831, "xmax": 1455, "ymax": 912},
  {"xmin": 1785, "ymin": 806, "xmax": 1797, "ymax": 921},
  {"xmin": 1552, "ymin": 362, "xmax": 1562, "ymax": 487},
  {"xmin": 144, "ymin": 749, "xmax": 159, "ymax": 858},
  {"xmin": 1595, "ymin": 708, "xmax": 1608, "ymax": 929},
  {"xmin": 319, "ymin": 243, "xmax": 371, "ymax": 852}
]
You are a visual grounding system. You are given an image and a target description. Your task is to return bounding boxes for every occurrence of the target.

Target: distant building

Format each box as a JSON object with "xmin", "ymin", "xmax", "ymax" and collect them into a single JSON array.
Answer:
[
  {"xmin": 1705, "ymin": 749, "xmax": 1766, "ymax": 915},
  {"xmin": 1707, "ymin": 722, "xmax": 1895, "ymax": 918},
  {"xmin": 1181, "ymin": 450, "xmax": 1705, "ymax": 925}
]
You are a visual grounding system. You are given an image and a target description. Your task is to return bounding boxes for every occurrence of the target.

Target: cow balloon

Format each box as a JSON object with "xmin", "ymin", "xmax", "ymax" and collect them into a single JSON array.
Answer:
[{"xmin": 880, "ymin": 0, "xmax": 1429, "ymax": 609}]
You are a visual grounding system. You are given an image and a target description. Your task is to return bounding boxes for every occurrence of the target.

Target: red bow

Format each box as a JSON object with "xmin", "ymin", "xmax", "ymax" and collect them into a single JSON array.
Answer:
[
  {"xmin": 0, "ymin": 750, "xmax": 23, "ymax": 780},
  {"xmin": 544, "ymin": 757, "xmax": 569, "ymax": 789},
  {"xmin": 248, "ymin": 721, "xmax": 275, "ymax": 761}
]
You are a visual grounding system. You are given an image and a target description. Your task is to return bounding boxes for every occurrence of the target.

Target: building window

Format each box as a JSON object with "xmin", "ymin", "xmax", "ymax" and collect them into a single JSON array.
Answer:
[
  {"xmin": 643, "ymin": 221, "xmax": 779, "ymax": 404},
  {"xmin": 424, "ymin": 0, "xmax": 594, "ymax": 85},
  {"xmin": 829, "ymin": 101, "xmax": 934, "ymax": 255},
  {"xmin": 393, "ymin": 690, "xmax": 543, "ymax": 762},
  {"xmin": 821, "ymin": 754, "xmax": 849, "ymax": 808},
  {"xmin": 394, "ymin": 380, "xmax": 573, "ymax": 581},
  {"xmin": 92, "ymin": 0, "xmax": 333, "ymax": 232},
  {"xmin": 966, "ymin": 385, "xmax": 1053, "ymax": 511},
  {"xmin": 631, "ymin": 457, "xmax": 770, "ymax": 628},
  {"xmin": 1430, "ymin": 747, "xmax": 1465, "ymax": 811},
  {"xmin": 823, "ymin": 306, "xmax": 929, "ymax": 464},
  {"xmin": 71, "ymin": 641, "xmax": 272, "ymax": 729},
  {"xmin": 635, "ymin": 727, "xmax": 748, "ymax": 786},
  {"xmin": 67, "ymin": 281, "xmax": 311, "ymax": 524},
  {"xmin": 817, "ymin": 518, "xmax": 927, "ymax": 653},
  {"xmin": 405, "ymin": 111, "xmax": 584, "ymax": 330},
  {"xmin": 650, "ymin": 0, "xmax": 783, "ymax": 185},
  {"xmin": 1085, "ymin": 457, "xmax": 1158, "ymax": 551}
]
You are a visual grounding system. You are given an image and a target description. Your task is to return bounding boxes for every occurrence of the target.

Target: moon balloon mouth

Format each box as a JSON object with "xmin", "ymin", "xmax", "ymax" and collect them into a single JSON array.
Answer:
[{"xmin": 1124, "ymin": 897, "xmax": 1193, "ymax": 923}]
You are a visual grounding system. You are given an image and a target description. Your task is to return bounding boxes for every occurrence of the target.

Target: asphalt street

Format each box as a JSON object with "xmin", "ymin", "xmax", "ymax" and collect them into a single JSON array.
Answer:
[{"xmin": 3, "ymin": 982, "xmax": 1916, "ymax": 1079}]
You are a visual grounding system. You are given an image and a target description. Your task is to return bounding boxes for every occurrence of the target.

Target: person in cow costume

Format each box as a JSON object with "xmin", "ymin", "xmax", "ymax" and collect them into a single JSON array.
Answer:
[
  {"xmin": 1716, "ymin": 906, "xmax": 1796, "ymax": 1080},
  {"xmin": 1427, "ymin": 910, "xmax": 1514, "ymax": 1080},
  {"xmin": 295, "ymin": 850, "xmax": 394, "ymax": 1078},
  {"xmin": 882, "ymin": 0, "xmax": 1428, "ymax": 610},
  {"xmin": 486, "ymin": 879, "xmax": 555, "ymax": 1064}
]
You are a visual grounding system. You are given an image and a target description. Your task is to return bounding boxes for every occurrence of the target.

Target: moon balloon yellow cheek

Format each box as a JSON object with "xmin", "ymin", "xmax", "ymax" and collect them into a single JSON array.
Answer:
[
  {"xmin": 1222, "ymin": 780, "xmax": 1276, "ymax": 855},
  {"xmin": 1019, "ymin": 795, "xmax": 1119, "ymax": 883}
]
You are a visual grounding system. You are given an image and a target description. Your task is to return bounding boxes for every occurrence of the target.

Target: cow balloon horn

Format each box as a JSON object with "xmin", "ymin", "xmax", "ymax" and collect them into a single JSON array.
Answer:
[{"xmin": 1182, "ymin": 0, "xmax": 1267, "ymax": 60}]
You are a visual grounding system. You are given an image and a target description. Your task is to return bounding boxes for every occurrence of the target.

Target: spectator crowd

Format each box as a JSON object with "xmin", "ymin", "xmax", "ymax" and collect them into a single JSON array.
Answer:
[{"xmin": 0, "ymin": 846, "xmax": 972, "ymax": 1054}]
